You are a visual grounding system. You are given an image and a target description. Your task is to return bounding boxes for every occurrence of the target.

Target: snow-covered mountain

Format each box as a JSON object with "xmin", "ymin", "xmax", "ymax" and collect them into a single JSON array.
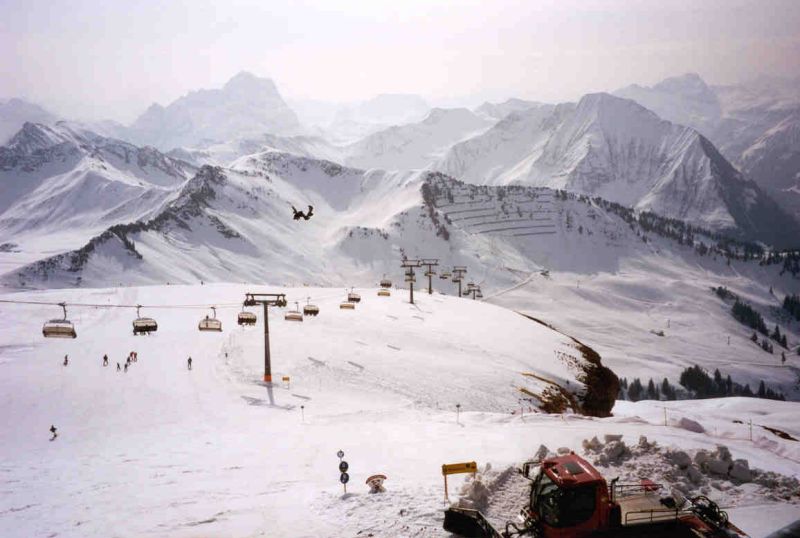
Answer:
[
  {"xmin": 128, "ymin": 72, "xmax": 302, "ymax": 151},
  {"xmin": 344, "ymin": 108, "xmax": 491, "ymax": 170},
  {"xmin": 615, "ymin": 74, "xmax": 800, "ymax": 220},
  {"xmin": 474, "ymin": 98, "xmax": 542, "ymax": 121},
  {"xmin": 614, "ymin": 73, "xmax": 722, "ymax": 137},
  {"xmin": 435, "ymin": 93, "xmax": 799, "ymax": 245},
  {"xmin": 5, "ymin": 162, "xmax": 800, "ymax": 397},
  {"xmin": 324, "ymin": 94, "xmax": 431, "ymax": 145},
  {"xmin": 0, "ymin": 122, "xmax": 195, "ymax": 266},
  {"xmin": 0, "ymin": 98, "xmax": 59, "ymax": 144}
]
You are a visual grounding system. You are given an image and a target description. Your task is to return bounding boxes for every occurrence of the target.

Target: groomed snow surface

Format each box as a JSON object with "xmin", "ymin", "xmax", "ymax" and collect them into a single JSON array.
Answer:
[{"xmin": 1, "ymin": 284, "xmax": 798, "ymax": 537}]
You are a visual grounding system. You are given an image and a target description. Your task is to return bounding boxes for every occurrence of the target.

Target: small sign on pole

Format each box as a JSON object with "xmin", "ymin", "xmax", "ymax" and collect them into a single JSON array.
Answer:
[
  {"xmin": 442, "ymin": 461, "xmax": 477, "ymax": 502},
  {"xmin": 337, "ymin": 450, "xmax": 349, "ymax": 494}
]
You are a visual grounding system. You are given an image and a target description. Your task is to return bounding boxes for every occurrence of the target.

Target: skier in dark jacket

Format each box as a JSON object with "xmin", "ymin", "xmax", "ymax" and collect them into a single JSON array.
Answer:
[
  {"xmin": 63, "ymin": 355, "xmax": 68, "ymax": 366},
  {"xmin": 103, "ymin": 354, "xmax": 108, "ymax": 367},
  {"xmin": 49, "ymin": 425, "xmax": 57, "ymax": 440},
  {"xmin": 116, "ymin": 362, "xmax": 121, "ymax": 371},
  {"xmin": 292, "ymin": 205, "xmax": 314, "ymax": 221},
  {"xmin": 187, "ymin": 357, "xmax": 192, "ymax": 370}
]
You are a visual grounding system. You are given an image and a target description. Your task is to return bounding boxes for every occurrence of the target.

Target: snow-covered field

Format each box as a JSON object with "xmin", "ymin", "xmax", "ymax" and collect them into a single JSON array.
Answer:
[{"xmin": 1, "ymin": 284, "xmax": 798, "ymax": 537}]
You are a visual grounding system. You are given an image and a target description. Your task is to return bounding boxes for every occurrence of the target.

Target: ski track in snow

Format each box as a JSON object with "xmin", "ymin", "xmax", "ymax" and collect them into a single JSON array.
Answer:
[{"xmin": 0, "ymin": 283, "xmax": 798, "ymax": 537}]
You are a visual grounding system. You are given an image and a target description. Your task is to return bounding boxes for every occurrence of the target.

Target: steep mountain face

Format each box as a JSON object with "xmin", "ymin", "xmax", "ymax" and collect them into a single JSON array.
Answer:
[
  {"xmin": 616, "ymin": 74, "xmax": 800, "ymax": 220},
  {"xmin": 435, "ymin": 93, "xmax": 798, "ymax": 245},
  {"xmin": 325, "ymin": 94, "xmax": 431, "ymax": 145},
  {"xmin": 344, "ymin": 108, "xmax": 491, "ymax": 170},
  {"xmin": 0, "ymin": 122, "xmax": 195, "ymax": 255},
  {"xmin": 0, "ymin": 98, "xmax": 59, "ymax": 145},
  {"xmin": 474, "ymin": 98, "xmax": 543, "ymax": 121},
  {"xmin": 129, "ymin": 72, "xmax": 302, "ymax": 151},
  {"xmin": 614, "ymin": 73, "xmax": 722, "ymax": 137},
  {"xmin": 434, "ymin": 104, "xmax": 564, "ymax": 184}
]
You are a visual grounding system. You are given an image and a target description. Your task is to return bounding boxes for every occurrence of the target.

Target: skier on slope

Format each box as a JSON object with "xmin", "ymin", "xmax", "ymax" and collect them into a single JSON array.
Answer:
[
  {"xmin": 116, "ymin": 362, "xmax": 121, "ymax": 371},
  {"xmin": 103, "ymin": 354, "xmax": 108, "ymax": 367},
  {"xmin": 63, "ymin": 355, "xmax": 68, "ymax": 366},
  {"xmin": 49, "ymin": 425, "xmax": 57, "ymax": 441},
  {"xmin": 187, "ymin": 357, "xmax": 192, "ymax": 370}
]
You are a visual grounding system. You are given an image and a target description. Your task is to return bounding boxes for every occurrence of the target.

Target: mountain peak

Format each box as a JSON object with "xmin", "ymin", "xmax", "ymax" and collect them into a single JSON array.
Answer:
[
  {"xmin": 654, "ymin": 73, "xmax": 712, "ymax": 95},
  {"xmin": 223, "ymin": 71, "xmax": 277, "ymax": 94}
]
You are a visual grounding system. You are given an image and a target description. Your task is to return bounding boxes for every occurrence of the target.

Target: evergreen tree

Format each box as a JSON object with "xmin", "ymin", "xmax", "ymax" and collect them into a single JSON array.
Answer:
[{"xmin": 758, "ymin": 380, "xmax": 766, "ymax": 398}]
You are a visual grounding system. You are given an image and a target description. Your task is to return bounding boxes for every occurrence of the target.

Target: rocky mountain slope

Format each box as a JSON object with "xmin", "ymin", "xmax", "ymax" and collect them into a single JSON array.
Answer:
[
  {"xmin": 128, "ymin": 72, "xmax": 302, "ymax": 151},
  {"xmin": 0, "ymin": 122, "xmax": 195, "ymax": 263},
  {"xmin": 0, "ymin": 98, "xmax": 59, "ymax": 144},
  {"xmin": 435, "ymin": 93, "xmax": 799, "ymax": 246},
  {"xmin": 615, "ymin": 74, "xmax": 800, "ymax": 219},
  {"xmin": 344, "ymin": 107, "xmax": 491, "ymax": 170}
]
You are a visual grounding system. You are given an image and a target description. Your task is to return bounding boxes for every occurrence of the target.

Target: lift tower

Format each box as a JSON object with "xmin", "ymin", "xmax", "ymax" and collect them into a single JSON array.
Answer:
[
  {"xmin": 243, "ymin": 293, "xmax": 287, "ymax": 383},
  {"xmin": 401, "ymin": 259, "xmax": 422, "ymax": 304},
  {"xmin": 421, "ymin": 259, "xmax": 439, "ymax": 295},
  {"xmin": 452, "ymin": 266, "xmax": 467, "ymax": 297}
]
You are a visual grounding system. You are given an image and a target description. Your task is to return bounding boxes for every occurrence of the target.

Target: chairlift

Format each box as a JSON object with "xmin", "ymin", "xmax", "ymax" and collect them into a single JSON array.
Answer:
[
  {"xmin": 237, "ymin": 304, "xmax": 257, "ymax": 326},
  {"xmin": 440, "ymin": 271, "xmax": 451, "ymax": 280},
  {"xmin": 285, "ymin": 302, "xmax": 304, "ymax": 322},
  {"xmin": 378, "ymin": 289, "xmax": 391, "ymax": 297},
  {"xmin": 303, "ymin": 297, "xmax": 320, "ymax": 316},
  {"xmin": 347, "ymin": 288, "xmax": 361, "ymax": 303},
  {"xmin": 339, "ymin": 301, "xmax": 356, "ymax": 310},
  {"xmin": 199, "ymin": 306, "xmax": 223, "ymax": 332},
  {"xmin": 424, "ymin": 270, "xmax": 436, "ymax": 277},
  {"xmin": 42, "ymin": 302, "xmax": 77, "ymax": 339},
  {"xmin": 379, "ymin": 275, "xmax": 392, "ymax": 289},
  {"xmin": 132, "ymin": 305, "xmax": 158, "ymax": 335},
  {"xmin": 476, "ymin": 290, "xmax": 484, "ymax": 299}
]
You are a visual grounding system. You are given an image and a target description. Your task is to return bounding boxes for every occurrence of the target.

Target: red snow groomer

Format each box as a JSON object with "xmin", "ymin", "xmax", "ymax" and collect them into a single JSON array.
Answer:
[{"xmin": 444, "ymin": 453, "xmax": 748, "ymax": 538}]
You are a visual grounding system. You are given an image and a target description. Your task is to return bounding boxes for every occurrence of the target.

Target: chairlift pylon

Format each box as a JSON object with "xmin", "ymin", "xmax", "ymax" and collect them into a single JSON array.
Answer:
[{"xmin": 42, "ymin": 302, "xmax": 77, "ymax": 339}]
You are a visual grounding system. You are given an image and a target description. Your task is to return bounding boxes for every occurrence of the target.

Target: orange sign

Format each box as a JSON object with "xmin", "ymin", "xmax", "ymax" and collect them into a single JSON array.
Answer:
[{"xmin": 442, "ymin": 461, "xmax": 477, "ymax": 476}]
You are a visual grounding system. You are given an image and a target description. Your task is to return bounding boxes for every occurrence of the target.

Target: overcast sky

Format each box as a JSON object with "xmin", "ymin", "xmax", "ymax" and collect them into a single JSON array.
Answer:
[{"xmin": 2, "ymin": 0, "xmax": 799, "ymax": 122}]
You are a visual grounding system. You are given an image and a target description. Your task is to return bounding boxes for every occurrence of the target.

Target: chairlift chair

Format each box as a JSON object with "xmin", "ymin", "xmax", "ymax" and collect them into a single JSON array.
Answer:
[
  {"xmin": 285, "ymin": 302, "xmax": 304, "ymax": 322},
  {"xmin": 303, "ymin": 297, "xmax": 320, "ymax": 316},
  {"xmin": 440, "ymin": 271, "xmax": 451, "ymax": 280},
  {"xmin": 132, "ymin": 305, "xmax": 158, "ymax": 335},
  {"xmin": 339, "ymin": 301, "xmax": 356, "ymax": 310},
  {"xmin": 237, "ymin": 305, "xmax": 257, "ymax": 326},
  {"xmin": 347, "ymin": 288, "xmax": 361, "ymax": 303},
  {"xmin": 42, "ymin": 302, "xmax": 77, "ymax": 339},
  {"xmin": 377, "ymin": 289, "xmax": 391, "ymax": 297},
  {"xmin": 379, "ymin": 275, "xmax": 392, "ymax": 289},
  {"xmin": 199, "ymin": 306, "xmax": 223, "ymax": 332},
  {"xmin": 424, "ymin": 270, "xmax": 436, "ymax": 277}
]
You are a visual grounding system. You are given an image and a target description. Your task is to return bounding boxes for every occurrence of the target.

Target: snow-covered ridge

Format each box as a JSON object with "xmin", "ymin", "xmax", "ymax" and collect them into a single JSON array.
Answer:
[{"xmin": 435, "ymin": 93, "xmax": 799, "ymax": 246}]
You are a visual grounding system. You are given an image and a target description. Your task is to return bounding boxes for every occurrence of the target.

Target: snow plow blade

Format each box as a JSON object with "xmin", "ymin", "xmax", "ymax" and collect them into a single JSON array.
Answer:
[{"xmin": 443, "ymin": 507, "xmax": 503, "ymax": 538}]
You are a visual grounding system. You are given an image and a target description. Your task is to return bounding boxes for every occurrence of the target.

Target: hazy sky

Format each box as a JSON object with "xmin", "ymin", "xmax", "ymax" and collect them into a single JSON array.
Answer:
[{"xmin": 2, "ymin": 0, "xmax": 799, "ymax": 122}]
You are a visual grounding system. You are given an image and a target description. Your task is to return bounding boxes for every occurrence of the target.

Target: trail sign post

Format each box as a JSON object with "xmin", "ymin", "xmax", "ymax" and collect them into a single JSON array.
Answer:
[
  {"xmin": 442, "ymin": 461, "xmax": 478, "ymax": 501},
  {"xmin": 337, "ymin": 450, "xmax": 349, "ymax": 494}
]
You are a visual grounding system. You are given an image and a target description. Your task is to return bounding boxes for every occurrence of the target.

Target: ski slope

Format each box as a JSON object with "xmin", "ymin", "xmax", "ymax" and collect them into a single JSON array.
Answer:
[{"xmin": 0, "ymin": 284, "xmax": 798, "ymax": 537}]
